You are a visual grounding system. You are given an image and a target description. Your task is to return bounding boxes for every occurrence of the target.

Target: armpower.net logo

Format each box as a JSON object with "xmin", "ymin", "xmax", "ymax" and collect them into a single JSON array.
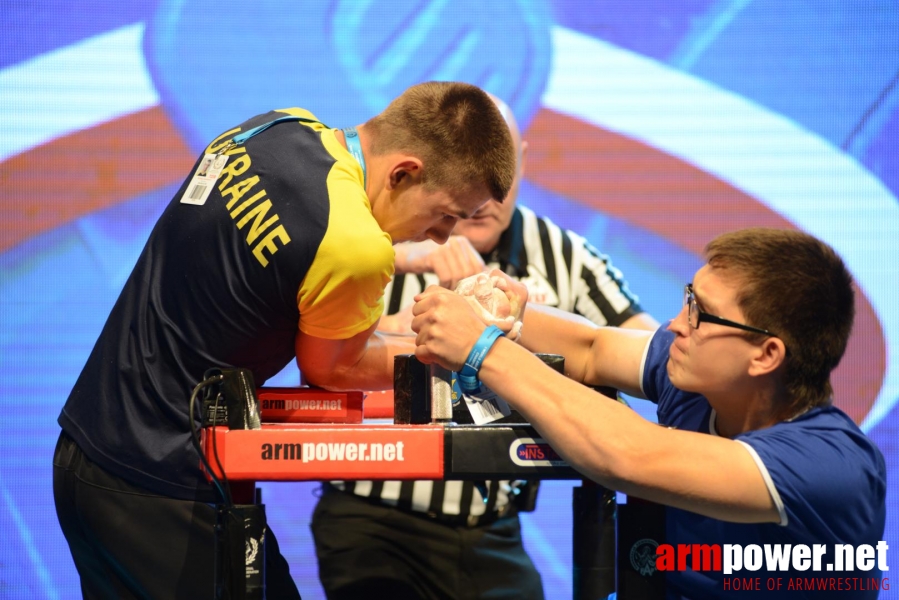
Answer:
[
  {"xmin": 630, "ymin": 540, "xmax": 890, "ymax": 593},
  {"xmin": 260, "ymin": 441, "xmax": 405, "ymax": 463}
]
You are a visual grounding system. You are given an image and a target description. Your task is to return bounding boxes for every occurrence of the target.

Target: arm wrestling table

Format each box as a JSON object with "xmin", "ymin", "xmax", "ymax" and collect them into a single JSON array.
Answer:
[{"xmin": 200, "ymin": 356, "xmax": 662, "ymax": 599}]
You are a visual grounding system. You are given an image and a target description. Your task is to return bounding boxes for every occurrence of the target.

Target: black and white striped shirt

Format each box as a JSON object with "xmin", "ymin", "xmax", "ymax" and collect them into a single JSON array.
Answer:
[{"xmin": 335, "ymin": 205, "xmax": 644, "ymax": 521}]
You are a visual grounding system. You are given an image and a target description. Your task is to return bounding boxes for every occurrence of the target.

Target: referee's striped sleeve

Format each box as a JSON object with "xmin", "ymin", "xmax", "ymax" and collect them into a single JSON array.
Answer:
[
  {"xmin": 573, "ymin": 232, "xmax": 642, "ymax": 326},
  {"xmin": 524, "ymin": 209, "xmax": 642, "ymax": 326}
]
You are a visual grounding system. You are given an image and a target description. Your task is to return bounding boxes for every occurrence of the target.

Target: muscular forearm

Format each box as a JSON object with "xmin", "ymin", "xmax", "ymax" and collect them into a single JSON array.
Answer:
[
  {"xmin": 377, "ymin": 312, "xmax": 413, "ymax": 335},
  {"xmin": 327, "ymin": 332, "xmax": 414, "ymax": 391},
  {"xmin": 477, "ymin": 339, "xmax": 637, "ymax": 481},
  {"xmin": 393, "ymin": 237, "xmax": 486, "ymax": 288},
  {"xmin": 476, "ymin": 339, "xmax": 778, "ymax": 523},
  {"xmin": 299, "ymin": 329, "xmax": 415, "ymax": 392},
  {"xmin": 392, "ymin": 243, "xmax": 418, "ymax": 275}
]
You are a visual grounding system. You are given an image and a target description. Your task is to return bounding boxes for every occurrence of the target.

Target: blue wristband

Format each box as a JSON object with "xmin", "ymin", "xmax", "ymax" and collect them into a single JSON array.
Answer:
[{"xmin": 458, "ymin": 325, "xmax": 505, "ymax": 393}]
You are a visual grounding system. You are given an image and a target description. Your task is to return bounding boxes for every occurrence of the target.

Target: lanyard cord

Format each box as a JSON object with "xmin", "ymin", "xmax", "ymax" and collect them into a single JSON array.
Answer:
[
  {"xmin": 231, "ymin": 115, "xmax": 320, "ymax": 145},
  {"xmin": 341, "ymin": 126, "xmax": 367, "ymax": 189},
  {"xmin": 220, "ymin": 115, "xmax": 367, "ymax": 187}
]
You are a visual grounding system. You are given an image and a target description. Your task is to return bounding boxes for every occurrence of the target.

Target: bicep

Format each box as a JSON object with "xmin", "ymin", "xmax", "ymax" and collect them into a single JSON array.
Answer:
[
  {"xmin": 519, "ymin": 304, "xmax": 653, "ymax": 394},
  {"xmin": 583, "ymin": 327, "xmax": 653, "ymax": 397},
  {"xmin": 619, "ymin": 312, "xmax": 661, "ymax": 332}
]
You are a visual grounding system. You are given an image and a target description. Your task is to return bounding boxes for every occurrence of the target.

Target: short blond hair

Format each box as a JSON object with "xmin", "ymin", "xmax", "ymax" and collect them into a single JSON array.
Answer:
[{"xmin": 366, "ymin": 82, "xmax": 516, "ymax": 201}]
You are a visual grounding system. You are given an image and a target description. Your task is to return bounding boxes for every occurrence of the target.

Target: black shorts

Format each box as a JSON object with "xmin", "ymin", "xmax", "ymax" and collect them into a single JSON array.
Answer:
[{"xmin": 53, "ymin": 431, "xmax": 301, "ymax": 600}]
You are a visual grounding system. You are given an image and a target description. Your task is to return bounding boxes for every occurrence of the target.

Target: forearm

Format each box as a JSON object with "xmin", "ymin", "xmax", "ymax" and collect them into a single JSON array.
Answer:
[
  {"xmin": 394, "ymin": 237, "xmax": 487, "ymax": 288},
  {"xmin": 477, "ymin": 340, "xmax": 777, "ymax": 522},
  {"xmin": 377, "ymin": 313, "xmax": 412, "ymax": 335},
  {"xmin": 301, "ymin": 331, "xmax": 415, "ymax": 391},
  {"xmin": 392, "ymin": 243, "xmax": 417, "ymax": 275},
  {"xmin": 478, "ymin": 339, "xmax": 637, "ymax": 481}
]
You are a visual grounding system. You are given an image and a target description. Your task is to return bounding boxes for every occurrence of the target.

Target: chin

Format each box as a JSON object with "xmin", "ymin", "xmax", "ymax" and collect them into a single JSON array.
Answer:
[
  {"xmin": 667, "ymin": 366, "xmax": 702, "ymax": 394},
  {"xmin": 666, "ymin": 359, "xmax": 687, "ymax": 390}
]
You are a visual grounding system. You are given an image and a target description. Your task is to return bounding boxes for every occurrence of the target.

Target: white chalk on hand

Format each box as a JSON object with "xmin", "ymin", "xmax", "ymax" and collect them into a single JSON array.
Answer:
[{"xmin": 454, "ymin": 273, "xmax": 523, "ymax": 341}]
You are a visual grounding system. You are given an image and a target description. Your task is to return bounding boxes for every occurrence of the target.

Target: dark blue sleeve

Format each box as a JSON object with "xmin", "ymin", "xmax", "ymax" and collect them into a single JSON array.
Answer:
[{"xmin": 740, "ymin": 412, "xmax": 886, "ymax": 544}]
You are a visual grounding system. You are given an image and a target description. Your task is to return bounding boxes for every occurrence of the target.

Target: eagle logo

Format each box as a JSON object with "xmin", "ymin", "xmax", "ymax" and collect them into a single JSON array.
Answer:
[{"xmin": 629, "ymin": 538, "xmax": 659, "ymax": 577}]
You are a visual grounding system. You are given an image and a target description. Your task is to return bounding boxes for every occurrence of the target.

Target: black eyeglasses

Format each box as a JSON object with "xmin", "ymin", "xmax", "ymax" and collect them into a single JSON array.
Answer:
[{"xmin": 683, "ymin": 284, "xmax": 777, "ymax": 337}]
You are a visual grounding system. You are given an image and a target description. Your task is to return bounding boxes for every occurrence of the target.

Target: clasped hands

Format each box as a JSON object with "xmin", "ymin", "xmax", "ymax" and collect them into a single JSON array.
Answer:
[{"xmin": 412, "ymin": 270, "xmax": 528, "ymax": 371}]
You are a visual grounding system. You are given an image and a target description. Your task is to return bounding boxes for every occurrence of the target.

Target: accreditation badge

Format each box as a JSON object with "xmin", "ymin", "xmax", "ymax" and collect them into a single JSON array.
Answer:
[
  {"xmin": 180, "ymin": 153, "xmax": 229, "ymax": 206},
  {"xmin": 463, "ymin": 384, "xmax": 512, "ymax": 425}
]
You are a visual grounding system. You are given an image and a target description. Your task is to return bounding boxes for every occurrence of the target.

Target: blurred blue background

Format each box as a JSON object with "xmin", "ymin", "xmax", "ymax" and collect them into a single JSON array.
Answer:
[{"xmin": 2, "ymin": 1, "xmax": 898, "ymax": 597}]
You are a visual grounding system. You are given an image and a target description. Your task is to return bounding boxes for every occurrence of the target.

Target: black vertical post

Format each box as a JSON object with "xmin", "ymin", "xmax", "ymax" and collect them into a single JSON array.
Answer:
[
  {"xmin": 572, "ymin": 479, "xmax": 617, "ymax": 600},
  {"xmin": 617, "ymin": 496, "xmax": 667, "ymax": 598},
  {"xmin": 214, "ymin": 486, "xmax": 267, "ymax": 599},
  {"xmin": 393, "ymin": 354, "xmax": 431, "ymax": 424}
]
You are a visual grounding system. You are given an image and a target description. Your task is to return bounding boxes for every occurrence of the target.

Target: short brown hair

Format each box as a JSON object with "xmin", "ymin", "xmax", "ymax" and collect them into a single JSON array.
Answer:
[
  {"xmin": 705, "ymin": 228, "xmax": 854, "ymax": 416},
  {"xmin": 365, "ymin": 82, "xmax": 516, "ymax": 201}
]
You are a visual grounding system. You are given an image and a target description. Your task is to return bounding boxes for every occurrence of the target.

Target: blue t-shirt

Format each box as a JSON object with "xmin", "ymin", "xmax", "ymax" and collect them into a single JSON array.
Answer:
[{"xmin": 641, "ymin": 330, "xmax": 887, "ymax": 599}]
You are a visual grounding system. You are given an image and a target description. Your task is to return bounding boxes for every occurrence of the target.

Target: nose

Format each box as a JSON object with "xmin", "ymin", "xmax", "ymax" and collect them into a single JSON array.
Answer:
[
  {"xmin": 668, "ymin": 303, "xmax": 690, "ymax": 335},
  {"xmin": 426, "ymin": 221, "xmax": 456, "ymax": 245}
]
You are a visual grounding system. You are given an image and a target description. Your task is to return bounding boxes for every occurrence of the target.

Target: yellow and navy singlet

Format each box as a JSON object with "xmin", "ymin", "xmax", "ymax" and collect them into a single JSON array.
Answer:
[{"xmin": 58, "ymin": 109, "xmax": 393, "ymax": 500}]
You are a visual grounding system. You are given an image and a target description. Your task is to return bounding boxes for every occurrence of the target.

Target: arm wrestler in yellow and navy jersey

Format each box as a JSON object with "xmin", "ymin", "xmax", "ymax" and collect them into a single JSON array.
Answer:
[{"xmin": 53, "ymin": 82, "xmax": 516, "ymax": 600}]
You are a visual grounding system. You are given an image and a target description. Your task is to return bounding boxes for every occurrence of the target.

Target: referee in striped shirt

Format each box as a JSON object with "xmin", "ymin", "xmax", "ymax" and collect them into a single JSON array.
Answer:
[{"xmin": 311, "ymin": 96, "xmax": 658, "ymax": 600}]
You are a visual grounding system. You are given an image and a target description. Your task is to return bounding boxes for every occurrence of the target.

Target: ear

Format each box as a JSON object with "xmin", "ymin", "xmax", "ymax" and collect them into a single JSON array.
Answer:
[
  {"xmin": 747, "ymin": 336, "xmax": 788, "ymax": 377},
  {"xmin": 519, "ymin": 140, "xmax": 529, "ymax": 176},
  {"xmin": 387, "ymin": 158, "xmax": 424, "ymax": 190}
]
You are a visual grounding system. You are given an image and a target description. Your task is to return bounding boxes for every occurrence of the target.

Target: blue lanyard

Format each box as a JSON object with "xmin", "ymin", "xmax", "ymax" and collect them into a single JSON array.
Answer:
[
  {"xmin": 222, "ymin": 116, "xmax": 366, "ymax": 188},
  {"xmin": 341, "ymin": 126, "xmax": 367, "ymax": 189},
  {"xmin": 231, "ymin": 115, "xmax": 321, "ymax": 145}
]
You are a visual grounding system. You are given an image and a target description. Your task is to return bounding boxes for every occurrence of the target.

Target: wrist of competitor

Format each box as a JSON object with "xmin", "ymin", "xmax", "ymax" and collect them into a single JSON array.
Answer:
[{"xmin": 458, "ymin": 325, "xmax": 505, "ymax": 393}]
